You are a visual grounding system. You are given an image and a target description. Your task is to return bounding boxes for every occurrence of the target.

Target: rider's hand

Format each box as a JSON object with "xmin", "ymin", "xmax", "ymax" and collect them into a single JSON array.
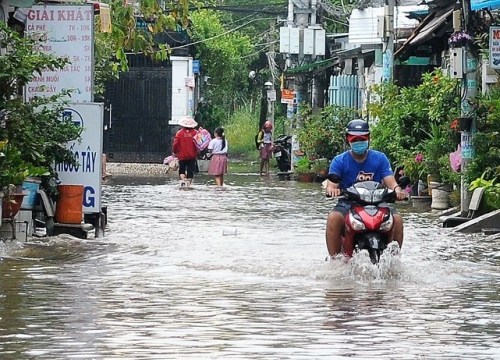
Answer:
[
  {"xmin": 326, "ymin": 185, "xmax": 341, "ymax": 198},
  {"xmin": 395, "ymin": 189, "xmax": 407, "ymax": 200}
]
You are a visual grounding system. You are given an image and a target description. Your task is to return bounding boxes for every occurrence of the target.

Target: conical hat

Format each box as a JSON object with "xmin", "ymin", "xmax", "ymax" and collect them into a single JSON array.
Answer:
[{"xmin": 178, "ymin": 116, "xmax": 198, "ymax": 128}]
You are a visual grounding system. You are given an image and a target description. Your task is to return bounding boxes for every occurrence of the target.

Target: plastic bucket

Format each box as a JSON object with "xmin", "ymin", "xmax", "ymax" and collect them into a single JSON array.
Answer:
[
  {"xmin": 431, "ymin": 188, "xmax": 451, "ymax": 210},
  {"xmin": 21, "ymin": 179, "xmax": 41, "ymax": 210},
  {"xmin": 2, "ymin": 193, "xmax": 26, "ymax": 218},
  {"xmin": 55, "ymin": 185, "xmax": 84, "ymax": 224}
]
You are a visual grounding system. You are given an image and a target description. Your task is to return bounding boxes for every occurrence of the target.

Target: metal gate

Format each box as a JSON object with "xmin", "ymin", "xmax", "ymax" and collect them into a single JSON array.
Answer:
[
  {"xmin": 103, "ymin": 55, "xmax": 172, "ymax": 163},
  {"xmin": 328, "ymin": 74, "xmax": 361, "ymax": 109}
]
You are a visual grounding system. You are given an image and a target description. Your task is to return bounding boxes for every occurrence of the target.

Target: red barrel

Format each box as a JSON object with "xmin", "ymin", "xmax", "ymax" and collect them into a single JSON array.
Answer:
[{"xmin": 55, "ymin": 185, "xmax": 84, "ymax": 224}]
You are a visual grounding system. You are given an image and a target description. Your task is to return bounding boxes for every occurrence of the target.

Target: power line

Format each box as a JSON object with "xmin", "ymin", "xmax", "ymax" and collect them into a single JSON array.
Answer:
[
  {"xmin": 188, "ymin": 4, "xmax": 286, "ymax": 16},
  {"xmin": 170, "ymin": 17, "xmax": 276, "ymax": 50}
]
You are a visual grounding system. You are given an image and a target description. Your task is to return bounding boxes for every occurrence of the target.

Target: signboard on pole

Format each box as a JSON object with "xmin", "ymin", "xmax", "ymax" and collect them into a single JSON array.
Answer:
[
  {"xmin": 489, "ymin": 26, "xmax": 500, "ymax": 69},
  {"xmin": 281, "ymin": 89, "xmax": 295, "ymax": 104},
  {"xmin": 192, "ymin": 60, "xmax": 201, "ymax": 74},
  {"xmin": 54, "ymin": 103, "xmax": 103, "ymax": 213},
  {"xmin": 24, "ymin": 4, "xmax": 94, "ymax": 102},
  {"xmin": 267, "ymin": 89, "xmax": 276, "ymax": 102}
]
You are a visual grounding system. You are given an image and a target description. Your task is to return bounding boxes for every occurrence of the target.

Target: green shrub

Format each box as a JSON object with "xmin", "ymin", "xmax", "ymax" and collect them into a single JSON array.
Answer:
[
  {"xmin": 294, "ymin": 157, "xmax": 313, "ymax": 174},
  {"xmin": 0, "ymin": 23, "xmax": 81, "ymax": 190},
  {"xmin": 369, "ymin": 70, "xmax": 461, "ymax": 185},
  {"xmin": 466, "ymin": 86, "xmax": 500, "ymax": 183},
  {"xmin": 223, "ymin": 107, "xmax": 260, "ymax": 158},
  {"xmin": 469, "ymin": 171, "xmax": 500, "ymax": 211},
  {"xmin": 296, "ymin": 105, "xmax": 359, "ymax": 160}
]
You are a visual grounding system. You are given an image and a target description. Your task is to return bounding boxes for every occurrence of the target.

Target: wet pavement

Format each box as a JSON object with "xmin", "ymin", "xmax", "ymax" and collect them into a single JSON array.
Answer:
[{"xmin": 0, "ymin": 169, "xmax": 499, "ymax": 359}]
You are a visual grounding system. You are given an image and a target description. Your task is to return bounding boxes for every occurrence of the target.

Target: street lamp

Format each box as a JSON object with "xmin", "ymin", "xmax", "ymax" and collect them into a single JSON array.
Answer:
[{"xmin": 264, "ymin": 81, "xmax": 276, "ymax": 141}]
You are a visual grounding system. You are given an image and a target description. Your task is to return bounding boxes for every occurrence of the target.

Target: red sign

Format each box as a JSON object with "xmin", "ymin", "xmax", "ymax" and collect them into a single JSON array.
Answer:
[{"xmin": 281, "ymin": 89, "xmax": 295, "ymax": 104}]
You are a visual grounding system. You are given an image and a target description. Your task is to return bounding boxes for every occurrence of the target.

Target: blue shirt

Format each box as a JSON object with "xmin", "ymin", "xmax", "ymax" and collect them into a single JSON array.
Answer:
[{"xmin": 328, "ymin": 149, "xmax": 393, "ymax": 189}]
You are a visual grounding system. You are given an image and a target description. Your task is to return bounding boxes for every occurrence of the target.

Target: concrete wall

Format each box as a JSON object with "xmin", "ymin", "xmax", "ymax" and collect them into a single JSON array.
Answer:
[{"xmin": 453, "ymin": 209, "xmax": 500, "ymax": 234}]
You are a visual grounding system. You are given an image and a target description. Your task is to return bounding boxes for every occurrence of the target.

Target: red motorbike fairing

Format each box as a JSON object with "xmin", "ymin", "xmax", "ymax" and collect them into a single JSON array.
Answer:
[
  {"xmin": 335, "ymin": 181, "xmax": 398, "ymax": 263},
  {"xmin": 353, "ymin": 205, "xmax": 390, "ymax": 230},
  {"xmin": 342, "ymin": 205, "xmax": 393, "ymax": 257}
]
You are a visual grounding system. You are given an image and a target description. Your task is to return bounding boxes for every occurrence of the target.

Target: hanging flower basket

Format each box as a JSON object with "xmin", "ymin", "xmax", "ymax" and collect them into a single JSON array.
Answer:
[{"xmin": 448, "ymin": 31, "xmax": 473, "ymax": 48}]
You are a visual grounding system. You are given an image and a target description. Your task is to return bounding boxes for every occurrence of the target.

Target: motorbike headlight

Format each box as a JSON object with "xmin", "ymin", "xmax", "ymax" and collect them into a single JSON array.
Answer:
[
  {"xmin": 372, "ymin": 189, "xmax": 386, "ymax": 203},
  {"xmin": 348, "ymin": 213, "xmax": 366, "ymax": 231},
  {"xmin": 357, "ymin": 188, "xmax": 371, "ymax": 203},
  {"xmin": 379, "ymin": 214, "xmax": 394, "ymax": 231}
]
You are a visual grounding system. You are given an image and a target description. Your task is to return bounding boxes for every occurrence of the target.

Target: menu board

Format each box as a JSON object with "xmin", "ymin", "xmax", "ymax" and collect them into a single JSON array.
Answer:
[
  {"xmin": 25, "ymin": 4, "xmax": 94, "ymax": 102},
  {"xmin": 490, "ymin": 26, "xmax": 500, "ymax": 69}
]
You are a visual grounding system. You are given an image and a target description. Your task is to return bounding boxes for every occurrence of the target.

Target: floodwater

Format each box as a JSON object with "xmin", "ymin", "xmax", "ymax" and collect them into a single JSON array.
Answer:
[{"xmin": 0, "ymin": 170, "xmax": 499, "ymax": 359}]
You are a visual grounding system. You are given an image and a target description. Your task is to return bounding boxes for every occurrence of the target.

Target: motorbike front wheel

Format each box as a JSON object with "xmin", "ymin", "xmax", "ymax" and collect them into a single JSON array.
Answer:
[{"xmin": 368, "ymin": 249, "xmax": 382, "ymax": 264}]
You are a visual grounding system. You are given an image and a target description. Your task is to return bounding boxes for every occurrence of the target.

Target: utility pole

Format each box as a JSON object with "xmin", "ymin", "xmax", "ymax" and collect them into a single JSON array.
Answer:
[
  {"xmin": 280, "ymin": 0, "xmax": 325, "ymax": 170},
  {"xmin": 265, "ymin": 81, "xmax": 276, "ymax": 141},
  {"xmin": 295, "ymin": 1, "xmax": 309, "ymax": 128},
  {"xmin": 382, "ymin": 0, "xmax": 395, "ymax": 82},
  {"xmin": 460, "ymin": 0, "xmax": 477, "ymax": 215},
  {"xmin": 266, "ymin": 20, "xmax": 277, "ymax": 141}
]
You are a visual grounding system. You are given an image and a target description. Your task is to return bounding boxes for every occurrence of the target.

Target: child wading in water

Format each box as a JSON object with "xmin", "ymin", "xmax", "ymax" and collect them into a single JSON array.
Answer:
[
  {"xmin": 257, "ymin": 120, "xmax": 273, "ymax": 175},
  {"xmin": 207, "ymin": 127, "xmax": 228, "ymax": 186}
]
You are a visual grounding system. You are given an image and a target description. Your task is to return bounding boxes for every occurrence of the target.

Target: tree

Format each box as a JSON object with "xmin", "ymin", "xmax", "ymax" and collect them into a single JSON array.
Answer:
[
  {"xmin": 189, "ymin": 9, "xmax": 257, "ymax": 128},
  {"xmin": 94, "ymin": 0, "xmax": 191, "ymax": 94},
  {"xmin": 0, "ymin": 23, "xmax": 81, "ymax": 191}
]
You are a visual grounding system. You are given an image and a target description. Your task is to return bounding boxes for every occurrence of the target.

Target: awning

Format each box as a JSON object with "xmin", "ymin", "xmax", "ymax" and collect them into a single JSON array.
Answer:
[
  {"xmin": 336, "ymin": 47, "xmax": 375, "ymax": 58},
  {"xmin": 407, "ymin": 9, "xmax": 430, "ymax": 20},
  {"xmin": 471, "ymin": 0, "xmax": 500, "ymax": 10},
  {"xmin": 409, "ymin": 7, "xmax": 453, "ymax": 46},
  {"xmin": 284, "ymin": 58, "xmax": 338, "ymax": 76},
  {"xmin": 395, "ymin": 5, "xmax": 453, "ymax": 59},
  {"xmin": 5, "ymin": 0, "xmax": 35, "ymax": 7}
]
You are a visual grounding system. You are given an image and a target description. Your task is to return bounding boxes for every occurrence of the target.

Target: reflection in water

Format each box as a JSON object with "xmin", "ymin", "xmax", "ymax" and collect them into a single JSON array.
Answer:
[{"xmin": 0, "ymin": 172, "xmax": 499, "ymax": 359}]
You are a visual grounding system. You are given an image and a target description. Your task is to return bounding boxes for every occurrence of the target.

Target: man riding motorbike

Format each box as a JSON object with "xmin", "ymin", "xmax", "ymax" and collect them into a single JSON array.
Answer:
[{"xmin": 324, "ymin": 119, "xmax": 406, "ymax": 261}]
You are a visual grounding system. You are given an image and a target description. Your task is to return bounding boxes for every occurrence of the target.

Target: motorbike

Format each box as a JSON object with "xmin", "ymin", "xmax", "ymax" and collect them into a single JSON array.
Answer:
[
  {"xmin": 340, "ymin": 181, "xmax": 398, "ymax": 264},
  {"xmin": 273, "ymin": 134, "xmax": 292, "ymax": 172}
]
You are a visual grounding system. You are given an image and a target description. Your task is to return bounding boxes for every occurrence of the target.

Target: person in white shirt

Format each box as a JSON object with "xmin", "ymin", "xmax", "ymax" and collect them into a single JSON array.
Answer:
[
  {"xmin": 257, "ymin": 121, "xmax": 273, "ymax": 175},
  {"xmin": 207, "ymin": 127, "xmax": 228, "ymax": 186}
]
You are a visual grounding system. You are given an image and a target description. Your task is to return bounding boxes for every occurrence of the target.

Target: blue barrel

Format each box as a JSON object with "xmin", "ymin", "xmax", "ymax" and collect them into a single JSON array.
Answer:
[{"xmin": 21, "ymin": 179, "xmax": 41, "ymax": 210}]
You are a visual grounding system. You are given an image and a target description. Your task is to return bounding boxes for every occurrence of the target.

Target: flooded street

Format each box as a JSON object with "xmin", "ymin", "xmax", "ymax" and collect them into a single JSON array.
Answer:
[{"xmin": 1, "ymin": 170, "xmax": 499, "ymax": 359}]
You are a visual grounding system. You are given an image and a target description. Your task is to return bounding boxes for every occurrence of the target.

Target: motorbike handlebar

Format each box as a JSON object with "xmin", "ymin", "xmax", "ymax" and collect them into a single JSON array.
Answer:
[{"xmin": 325, "ymin": 194, "xmax": 345, "ymax": 200}]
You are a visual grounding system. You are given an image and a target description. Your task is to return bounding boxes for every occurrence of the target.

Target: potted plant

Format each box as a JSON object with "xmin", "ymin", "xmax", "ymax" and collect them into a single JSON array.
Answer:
[
  {"xmin": 420, "ymin": 124, "xmax": 461, "ymax": 209},
  {"xmin": 448, "ymin": 31, "xmax": 473, "ymax": 48},
  {"xmin": 294, "ymin": 157, "xmax": 315, "ymax": 182},
  {"xmin": 0, "ymin": 141, "xmax": 48, "ymax": 219},
  {"xmin": 311, "ymin": 158, "xmax": 330, "ymax": 181},
  {"xmin": 402, "ymin": 152, "xmax": 428, "ymax": 195},
  {"xmin": 0, "ymin": 141, "xmax": 29, "ymax": 218}
]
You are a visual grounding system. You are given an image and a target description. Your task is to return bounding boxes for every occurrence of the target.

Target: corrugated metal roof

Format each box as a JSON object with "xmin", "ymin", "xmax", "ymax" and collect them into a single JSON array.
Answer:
[
  {"xmin": 409, "ymin": 7, "xmax": 453, "ymax": 45},
  {"xmin": 348, "ymin": 5, "xmax": 427, "ymax": 45},
  {"xmin": 394, "ymin": 4, "xmax": 454, "ymax": 59}
]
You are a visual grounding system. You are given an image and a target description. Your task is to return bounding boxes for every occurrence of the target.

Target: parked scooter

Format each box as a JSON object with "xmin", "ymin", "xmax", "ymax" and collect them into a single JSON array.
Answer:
[
  {"xmin": 273, "ymin": 135, "xmax": 292, "ymax": 172},
  {"xmin": 339, "ymin": 181, "xmax": 398, "ymax": 264}
]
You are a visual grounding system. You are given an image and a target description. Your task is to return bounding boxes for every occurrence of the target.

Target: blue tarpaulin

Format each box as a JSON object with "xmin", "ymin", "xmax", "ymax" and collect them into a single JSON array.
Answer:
[{"xmin": 471, "ymin": 0, "xmax": 500, "ymax": 10}]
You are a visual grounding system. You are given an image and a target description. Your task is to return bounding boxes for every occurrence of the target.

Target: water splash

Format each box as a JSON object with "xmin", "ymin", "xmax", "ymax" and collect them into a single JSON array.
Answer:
[{"xmin": 349, "ymin": 242, "xmax": 404, "ymax": 281}]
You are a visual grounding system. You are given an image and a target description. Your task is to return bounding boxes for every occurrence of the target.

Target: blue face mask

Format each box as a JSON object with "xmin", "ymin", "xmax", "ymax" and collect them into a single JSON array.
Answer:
[{"xmin": 350, "ymin": 140, "xmax": 369, "ymax": 155}]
